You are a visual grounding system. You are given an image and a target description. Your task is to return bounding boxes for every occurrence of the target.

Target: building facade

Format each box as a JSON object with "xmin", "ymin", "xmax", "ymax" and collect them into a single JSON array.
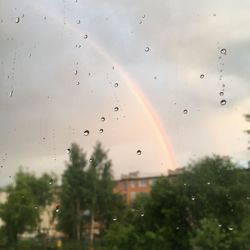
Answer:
[{"xmin": 113, "ymin": 171, "xmax": 162, "ymax": 203}]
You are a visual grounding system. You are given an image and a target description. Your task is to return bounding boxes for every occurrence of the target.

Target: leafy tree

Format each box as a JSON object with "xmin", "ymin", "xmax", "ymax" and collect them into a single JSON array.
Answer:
[
  {"xmin": 0, "ymin": 169, "xmax": 55, "ymax": 247},
  {"xmin": 190, "ymin": 218, "xmax": 230, "ymax": 250},
  {"xmin": 104, "ymin": 155, "xmax": 250, "ymax": 250},
  {"xmin": 57, "ymin": 143, "xmax": 88, "ymax": 240}
]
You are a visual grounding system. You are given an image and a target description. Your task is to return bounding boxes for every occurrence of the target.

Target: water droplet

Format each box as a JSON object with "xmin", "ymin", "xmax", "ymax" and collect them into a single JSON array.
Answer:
[
  {"xmin": 218, "ymin": 224, "xmax": 222, "ymax": 227},
  {"xmin": 89, "ymin": 158, "xmax": 93, "ymax": 162},
  {"xmin": 213, "ymin": 13, "xmax": 216, "ymax": 16},
  {"xmin": 77, "ymin": 20, "xmax": 81, "ymax": 24},
  {"xmin": 247, "ymin": 196, "xmax": 250, "ymax": 200},
  {"xmin": 42, "ymin": 137, "xmax": 46, "ymax": 140},
  {"xmin": 44, "ymin": 16, "xmax": 47, "ymax": 20},
  {"xmin": 84, "ymin": 34, "xmax": 88, "ymax": 39},
  {"xmin": 67, "ymin": 148, "xmax": 71, "ymax": 153},
  {"xmin": 137, "ymin": 150, "xmax": 142, "ymax": 155},
  {"xmin": 220, "ymin": 48, "xmax": 227, "ymax": 55},
  {"xmin": 219, "ymin": 91, "xmax": 224, "ymax": 96},
  {"xmin": 200, "ymin": 74, "xmax": 205, "ymax": 79},
  {"xmin": 142, "ymin": 14, "xmax": 146, "ymax": 18},
  {"xmin": 154, "ymin": 76, "xmax": 157, "ymax": 80},
  {"xmin": 114, "ymin": 107, "xmax": 119, "ymax": 112},
  {"xmin": 49, "ymin": 179, "xmax": 53, "ymax": 185},
  {"xmin": 99, "ymin": 129, "xmax": 104, "ymax": 134},
  {"xmin": 207, "ymin": 182, "xmax": 211, "ymax": 185},
  {"xmin": 21, "ymin": 14, "xmax": 24, "ymax": 18},
  {"xmin": 55, "ymin": 205, "xmax": 60, "ymax": 213},
  {"xmin": 184, "ymin": 183, "xmax": 187, "ymax": 186},
  {"xmin": 112, "ymin": 216, "xmax": 117, "ymax": 221},
  {"xmin": 84, "ymin": 130, "xmax": 89, "ymax": 136},
  {"xmin": 145, "ymin": 47, "xmax": 150, "ymax": 52},
  {"xmin": 220, "ymin": 99, "xmax": 226, "ymax": 105},
  {"xmin": 74, "ymin": 70, "xmax": 78, "ymax": 75},
  {"xmin": 15, "ymin": 17, "xmax": 20, "ymax": 23},
  {"xmin": 114, "ymin": 82, "xmax": 118, "ymax": 87},
  {"xmin": 77, "ymin": 81, "xmax": 80, "ymax": 85},
  {"xmin": 183, "ymin": 109, "xmax": 188, "ymax": 114},
  {"xmin": 228, "ymin": 227, "xmax": 233, "ymax": 231},
  {"xmin": 34, "ymin": 206, "xmax": 38, "ymax": 210},
  {"xmin": 101, "ymin": 117, "xmax": 105, "ymax": 122},
  {"xmin": 9, "ymin": 90, "xmax": 13, "ymax": 97},
  {"xmin": 0, "ymin": 165, "xmax": 3, "ymax": 168},
  {"xmin": 140, "ymin": 213, "xmax": 144, "ymax": 217}
]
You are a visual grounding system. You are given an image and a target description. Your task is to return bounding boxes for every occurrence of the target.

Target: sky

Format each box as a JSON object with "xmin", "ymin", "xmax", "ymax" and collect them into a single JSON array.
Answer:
[{"xmin": 0, "ymin": 0, "xmax": 250, "ymax": 187}]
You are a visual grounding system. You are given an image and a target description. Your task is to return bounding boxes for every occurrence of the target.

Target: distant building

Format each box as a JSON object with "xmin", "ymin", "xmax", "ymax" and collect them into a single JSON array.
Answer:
[{"xmin": 113, "ymin": 171, "xmax": 163, "ymax": 203}]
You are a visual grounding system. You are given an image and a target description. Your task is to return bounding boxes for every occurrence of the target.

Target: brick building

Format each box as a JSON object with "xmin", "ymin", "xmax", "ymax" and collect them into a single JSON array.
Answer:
[{"xmin": 113, "ymin": 171, "xmax": 163, "ymax": 203}]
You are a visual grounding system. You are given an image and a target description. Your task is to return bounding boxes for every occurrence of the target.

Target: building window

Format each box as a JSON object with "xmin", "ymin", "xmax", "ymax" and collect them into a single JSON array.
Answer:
[
  {"xmin": 131, "ymin": 192, "xmax": 137, "ymax": 200},
  {"xmin": 139, "ymin": 179, "xmax": 147, "ymax": 187},
  {"xmin": 130, "ymin": 180, "xmax": 137, "ymax": 188},
  {"xmin": 149, "ymin": 179, "xmax": 157, "ymax": 186},
  {"xmin": 123, "ymin": 181, "xmax": 128, "ymax": 190}
]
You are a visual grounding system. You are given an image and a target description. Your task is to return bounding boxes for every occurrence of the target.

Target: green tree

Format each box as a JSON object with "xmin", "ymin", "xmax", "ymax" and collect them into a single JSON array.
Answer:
[
  {"xmin": 0, "ymin": 169, "xmax": 55, "ymax": 247},
  {"xmin": 105, "ymin": 155, "xmax": 250, "ymax": 250},
  {"xmin": 87, "ymin": 142, "xmax": 125, "ymax": 243},
  {"xmin": 57, "ymin": 143, "xmax": 88, "ymax": 240}
]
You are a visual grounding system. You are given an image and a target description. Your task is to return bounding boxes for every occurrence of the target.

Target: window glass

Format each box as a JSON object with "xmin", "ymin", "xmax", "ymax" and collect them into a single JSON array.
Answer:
[{"xmin": 0, "ymin": 0, "xmax": 250, "ymax": 249}]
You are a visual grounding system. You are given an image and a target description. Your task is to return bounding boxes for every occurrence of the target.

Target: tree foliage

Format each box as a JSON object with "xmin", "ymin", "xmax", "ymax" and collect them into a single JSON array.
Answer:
[
  {"xmin": 0, "ymin": 169, "xmax": 55, "ymax": 247},
  {"xmin": 105, "ymin": 155, "xmax": 250, "ymax": 250}
]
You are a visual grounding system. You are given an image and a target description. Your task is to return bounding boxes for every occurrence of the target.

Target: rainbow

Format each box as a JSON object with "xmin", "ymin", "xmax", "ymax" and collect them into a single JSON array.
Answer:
[{"xmin": 31, "ymin": 1, "xmax": 177, "ymax": 170}]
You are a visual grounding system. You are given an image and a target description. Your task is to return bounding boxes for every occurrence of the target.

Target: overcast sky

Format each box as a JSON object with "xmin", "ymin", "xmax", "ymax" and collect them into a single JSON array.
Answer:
[{"xmin": 0, "ymin": 0, "xmax": 250, "ymax": 187}]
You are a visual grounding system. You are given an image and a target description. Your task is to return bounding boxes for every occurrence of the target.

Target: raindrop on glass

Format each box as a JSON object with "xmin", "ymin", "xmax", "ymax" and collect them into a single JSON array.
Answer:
[
  {"xmin": 99, "ymin": 129, "xmax": 104, "ymax": 134},
  {"xmin": 142, "ymin": 14, "xmax": 146, "ymax": 18},
  {"xmin": 200, "ymin": 74, "xmax": 205, "ymax": 79},
  {"xmin": 49, "ymin": 179, "xmax": 53, "ymax": 185},
  {"xmin": 114, "ymin": 82, "xmax": 118, "ymax": 87},
  {"xmin": 145, "ymin": 47, "xmax": 150, "ymax": 52},
  {"xmin": 183, "ymin": 109, "xmax": 188, "ymax": 114},
  {"xmin": 101, "ymin": 117, "xmax": 105, "ymax": 122},
  {"xmin": 220, "ymin": 48, "xmax": 227, "ymax": 55},
  {"xmin": 228, "ymin": 227, "xmax": 233, "ymax": 231},
  {"xmin": 89, "ymin": 158, "xmax": 93, "ymax": 162},
  {"xmin": 220, "ymin": 99, "xmax": 226, "ymax": 105},
  {"xmin": 67, "ymin": 148, "xmax": 71, "ymax": 153},
  {"xmin": 84, "ymin": 34, "xmax": 88, "ymax": 39},
  {"xmin": 191, "ymin": 196, "xmax": 196, "ymax": 201},
  {"xmin": 84, "ymin": 130, "xmax": 89, "ymax": 136},
  {"xmin": 77, "ymin": 81, "xmax": 80, "ymax": 85},
  {"xmin": 74, "ymin": 70, "xmax": 78, "ymax": 75},
  {"xmin": 55, "ymin": 205, "xmax": 60, "ymax": 213},
  {"xmin": 137, "ymin": 150, "xmax": 142, "ymax": 155},
  {"xmin": 207, "ymin": 182, "xmax": 211, "ymax": 185},
  {"xmin": 9, "ymin": 90, "xmax": 14, "ymax": 97},
  {"xmin": 15, "ymin": 17, "xmax": 20, "ymax": 23},
  {"xmin": 140, "ymin": 213, "xmax": 144, "ymax": 217},
  {"xmin": 77, "ymin": 20, "xmax": 81, "ymax": 24},
  {"xmin": 112, "ymin": 216, "xmax": 117, "ymax": 221},
  {"xmin": 219, "ymin": 91, "xmax": 224, "ymax": 96},
  {"xmin": 114, "ymin": 107, "xmax": 119, "ymax": 112}
]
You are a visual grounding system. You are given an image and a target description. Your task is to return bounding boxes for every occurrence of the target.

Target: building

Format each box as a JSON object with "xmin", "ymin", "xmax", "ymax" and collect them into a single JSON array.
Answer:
[{"xmin": 113, "ymin": 171, "xmax": 163, "ymax": 203}]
